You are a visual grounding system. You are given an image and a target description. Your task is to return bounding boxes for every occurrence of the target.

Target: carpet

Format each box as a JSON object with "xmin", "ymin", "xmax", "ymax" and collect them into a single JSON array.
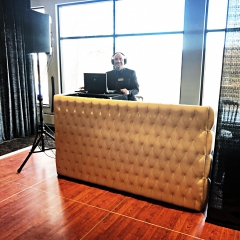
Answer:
[{"xmin": 0, "ymin": 128, "xmax": 55, "ymax": 156}]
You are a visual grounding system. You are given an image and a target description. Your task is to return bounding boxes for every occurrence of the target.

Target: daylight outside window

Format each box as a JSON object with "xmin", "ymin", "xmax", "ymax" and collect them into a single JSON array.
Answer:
[
  {"xmin": 59, "ymin": 0, "xmax": 185, "ymax": 104},
  {"xmin": 202, "ymin": 0, "xmax": 228, "ymax": 131},
  {"xmin": 32, "ymin": 7, "xmax": 50, "ymax": 105}
]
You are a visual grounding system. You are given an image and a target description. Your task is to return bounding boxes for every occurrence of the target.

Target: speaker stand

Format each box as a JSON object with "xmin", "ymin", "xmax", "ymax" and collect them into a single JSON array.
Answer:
[{"xmin": 17, "ymin": 53, "xmax": 55, "ymax": 173}]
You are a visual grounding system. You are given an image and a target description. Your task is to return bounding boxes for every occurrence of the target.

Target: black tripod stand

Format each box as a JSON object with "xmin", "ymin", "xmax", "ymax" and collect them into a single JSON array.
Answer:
[{"xmin": 17, "ymin": 53, "xmax": 55, "ymax": 173}]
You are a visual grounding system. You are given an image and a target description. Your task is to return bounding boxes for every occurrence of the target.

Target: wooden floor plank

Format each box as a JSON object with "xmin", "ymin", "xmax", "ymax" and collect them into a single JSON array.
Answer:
[
  {"xmin": 199, "ymin": 222, "xmax": 236, "ymax": 239},
  {"xmin": 0, "ymin": 149, "xmax": 239, "ymax": 240},
  {"xmin": 0, "ymin": 149, "xmax": 56, "ymax": 185},
  {"xmin": 0, "ymin": 187, "xmax": 110, "ymax": 240},
  {"xmin": 33, "ymin": 175, "xmax": 127, "ymax": 211},
  {"xmin": 112, "ymin": 196, "xmax": 208, "ymax": 236},
  {"xmin": 0, "ymin": 180, "xmax": 28, "ymax": 202},
  {"xmin": 84, "ymin": 213, "xmax": 203, "ymax": 240}
]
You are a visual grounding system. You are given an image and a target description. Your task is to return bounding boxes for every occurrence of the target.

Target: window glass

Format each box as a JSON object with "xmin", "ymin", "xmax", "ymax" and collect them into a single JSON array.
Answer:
[
  {"xmin": 33, "ymin": 53, "xmax": 50, "ymax": 105},
  {"xmin": 202, "ymin": 32, "xmax": 226, "ymax": 132},
  {"xmin": 227, "ymin": 2, "xmax": 240, "ymax": 28},
  {"xmin": 116, "ymin": 34, "xmax": 183, "ymax": 104},
  {"xmin": 60, "ymin": 38, "xmax": 113, "ymax": 94},
  {"xmin": 203, "ymin": 0, "xmax": 229, "ymax": 131},
  {"xmin": 58, "ymin": 0, "xmax": 185, "ymax": 104},
  {"xmin": 207, "ymin": 0, "xmax": 228, "ymax": 30},
  {"xmin": 59, "ymin": 1, "xmax": 113, "ymax": 37},
  {"xmin": 116, "ymin": 0, "xmax": 185, "ymax": 34},
  {"xmin": 32, "ymin": 7, "xmax": 49, "ymax": 105}
]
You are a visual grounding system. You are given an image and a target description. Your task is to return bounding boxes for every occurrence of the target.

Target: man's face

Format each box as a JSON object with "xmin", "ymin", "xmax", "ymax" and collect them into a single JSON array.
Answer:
[{"xmin": 114, "ymin": 53, "xmax": 124, "ymax": 71}]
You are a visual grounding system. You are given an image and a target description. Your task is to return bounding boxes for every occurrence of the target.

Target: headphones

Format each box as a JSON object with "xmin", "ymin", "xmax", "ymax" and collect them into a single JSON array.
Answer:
[{"xmin": 111, "ymin": 52, "xmax": 127, "ymax": 65}]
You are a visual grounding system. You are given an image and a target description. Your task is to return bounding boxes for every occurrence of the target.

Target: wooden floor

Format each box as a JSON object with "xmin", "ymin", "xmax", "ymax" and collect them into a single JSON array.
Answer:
[{"xmin": 0, "ymin": 148, "xmax": 239, "ymax": 240}]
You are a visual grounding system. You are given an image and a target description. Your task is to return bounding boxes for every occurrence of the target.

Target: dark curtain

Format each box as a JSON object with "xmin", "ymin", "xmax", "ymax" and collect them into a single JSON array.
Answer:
[
  {"xmin": 207, "ymin": 0, "xmax": 240, "ymax": 230},
  {"xmin": 0, "ymin": 0, "xmax": 37, "ymax": 144}
]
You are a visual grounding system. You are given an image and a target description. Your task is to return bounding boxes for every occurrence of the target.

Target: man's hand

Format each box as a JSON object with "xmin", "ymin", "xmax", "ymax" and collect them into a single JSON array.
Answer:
[{"xmin": 121, "ymin": 88, "xmax": 130, "ymax": 95}]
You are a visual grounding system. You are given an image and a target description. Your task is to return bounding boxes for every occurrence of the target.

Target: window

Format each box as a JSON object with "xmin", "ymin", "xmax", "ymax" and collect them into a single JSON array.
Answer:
[
  {"xmin": 115, "ymin": 0, "xmax": 184, "ymax": 34},
  {"xmin": 202, "ymin": 0, "xmax": 228, "ymax": 130},
  {"xmin": 32, "ymin": 7, "xmax": 50, "ymax": 105},
  {"xmin": 58, "ymin": 0, "xmax": 185, "ymax": 103},
  {"xmin": 59, "ymin": 1, "xmax": 113, "ymax": 37}
]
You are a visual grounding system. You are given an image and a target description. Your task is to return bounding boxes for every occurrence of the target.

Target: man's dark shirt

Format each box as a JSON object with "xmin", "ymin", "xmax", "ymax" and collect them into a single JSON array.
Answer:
[{"xmin": 106, "ymin": 68, "xmax": 139, "ymax": 101}]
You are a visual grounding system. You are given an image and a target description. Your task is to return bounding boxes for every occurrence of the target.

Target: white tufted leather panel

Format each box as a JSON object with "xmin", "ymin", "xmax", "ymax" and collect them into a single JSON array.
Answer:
[{"xmin": 54, "ymin": 95, "xmax": 214, "ymax": 211}]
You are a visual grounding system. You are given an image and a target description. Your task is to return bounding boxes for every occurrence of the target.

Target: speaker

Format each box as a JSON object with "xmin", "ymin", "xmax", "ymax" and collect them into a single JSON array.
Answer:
[
  {"xmin": 24, "ymin": 10, "xmax": 51, "ymax": 54},
  {"xmin": 111, "ymin": 52, "xmax": 127, "ymax": 65}
]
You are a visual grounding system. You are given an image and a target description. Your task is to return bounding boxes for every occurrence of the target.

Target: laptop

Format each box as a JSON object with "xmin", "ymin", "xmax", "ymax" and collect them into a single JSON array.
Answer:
[{"xmin": 83, "ymin": 73, "xmax": 116, "ymax": 94}]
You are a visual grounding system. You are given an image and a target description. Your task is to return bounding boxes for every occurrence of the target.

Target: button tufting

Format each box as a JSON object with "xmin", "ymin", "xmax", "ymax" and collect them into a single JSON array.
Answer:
[{"xmin": 54, "ymin": 95, "xmax": 214, "ymax": 211}]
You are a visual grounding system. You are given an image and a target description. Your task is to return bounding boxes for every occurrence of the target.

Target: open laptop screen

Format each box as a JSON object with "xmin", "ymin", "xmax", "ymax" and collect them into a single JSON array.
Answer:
[{"xmin": 84, "ymin": 73, "xmax": 107, "ymax": 94}]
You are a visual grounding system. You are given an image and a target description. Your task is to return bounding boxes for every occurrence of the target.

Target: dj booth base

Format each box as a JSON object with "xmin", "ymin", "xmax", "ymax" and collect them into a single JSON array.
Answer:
[
  {"xmin": 66, "ymin": 92, "xmax": 128, "ymax": 100},
  {"xmin": 54, "ymin": 94, "xmax": 214, "ymax": 211}
]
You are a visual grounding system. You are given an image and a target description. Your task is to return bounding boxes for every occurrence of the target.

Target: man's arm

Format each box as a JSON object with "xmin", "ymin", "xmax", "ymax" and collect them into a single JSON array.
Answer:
[{"xmin": 128, "ymin": 70, "xmax": 139, "ymax": 96}]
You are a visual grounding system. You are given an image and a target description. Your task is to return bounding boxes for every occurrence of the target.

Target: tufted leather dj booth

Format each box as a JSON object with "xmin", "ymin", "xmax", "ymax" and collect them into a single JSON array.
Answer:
[{"xmin": 54, "ymin": 95, "xmax": 214, "ymax": 211}]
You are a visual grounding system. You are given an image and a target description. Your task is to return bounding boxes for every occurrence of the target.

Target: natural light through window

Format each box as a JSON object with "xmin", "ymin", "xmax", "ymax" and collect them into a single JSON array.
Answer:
[
  {"xmin": 59, "ymin": 1, "xmax": 113, "ymax": 37},
  {"xmin": 202, "ymin": 0, "xmax": 228, "ymax": 132},
  {"xmin": 58, "ymin": 0, "xmax": 185, "ymax": 104},
  {"xmin": 116, "ymin": 0, "xmax": 184, "ymax": 33},
  {"xmin": 32, "ymin": 7, "xmax": 49, "ymax": 105}
]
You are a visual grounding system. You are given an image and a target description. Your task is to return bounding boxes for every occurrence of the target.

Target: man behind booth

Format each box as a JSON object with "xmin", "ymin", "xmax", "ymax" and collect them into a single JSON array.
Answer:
[{"xmin": 107, "ymin": 52, "xmax": 139, "ymax": 101}]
